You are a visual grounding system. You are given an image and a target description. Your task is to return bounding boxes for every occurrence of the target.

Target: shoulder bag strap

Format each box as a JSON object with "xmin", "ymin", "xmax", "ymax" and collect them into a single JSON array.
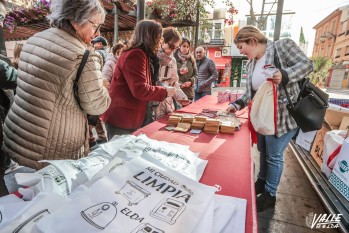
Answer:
[
  {"xmin": 164, "ymin": 65, "xmax": 169, "ymax": 78},
  {"xmin": 76, "ymin": 50, "xmax": 90, "ymax": 83},
  {"xmin": 74, "ymin": 50, "xmax": 90, "ymax": 111}
]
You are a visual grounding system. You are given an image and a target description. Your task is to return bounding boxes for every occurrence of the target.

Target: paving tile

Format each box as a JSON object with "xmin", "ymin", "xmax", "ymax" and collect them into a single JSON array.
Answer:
[
  {"xmin": 278, "ymin": 173, "xmax": 318, "ymax": 200},
  {"xmin": 258, "ymin": 192, "xmax": 334, "ymax": 230},
  {"xmin": 258, "ymin": 217, "xmax": 340, "ymax": 233}
]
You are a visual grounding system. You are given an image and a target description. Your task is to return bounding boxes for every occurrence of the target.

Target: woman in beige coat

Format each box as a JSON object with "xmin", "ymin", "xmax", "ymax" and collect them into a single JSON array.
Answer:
[{"xmin": 3, "ymin": 0, "xmax": 111, "ymax": 170}]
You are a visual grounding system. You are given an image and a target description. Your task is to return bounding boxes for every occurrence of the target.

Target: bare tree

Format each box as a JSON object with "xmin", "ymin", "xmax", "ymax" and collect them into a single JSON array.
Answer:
[{"xmin": 245, "ymin": 0, "xmax": 277, "ymax": 30}]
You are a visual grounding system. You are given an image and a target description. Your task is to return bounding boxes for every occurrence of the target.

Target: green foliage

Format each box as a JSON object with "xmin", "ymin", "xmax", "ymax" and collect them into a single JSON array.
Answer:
[
  {"xmin": 299, "ymin": 27, "xmax": 306, "ymax": 44},
  {"xmin": 309, "ymin": 57, "xmax": 333, "ymax": 85},
  {"xmin": 230, "ymin": 57, "xmax": 247, "ymax": 87},
  {"xmin": 146, "ymin": 0, "xmax": 214, "ymax": 22}
]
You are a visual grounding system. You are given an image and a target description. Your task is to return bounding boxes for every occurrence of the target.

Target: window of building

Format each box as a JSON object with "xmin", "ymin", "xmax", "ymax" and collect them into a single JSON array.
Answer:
[
  {"xmin": 213, "ymin": 23, "xmax": 223, "ymax": 39},
  {"xmin": 345, "ymin": 45, "xmax": 349, "ymax": 56},
  {"xmin": 335, "ymin": 48, "xmax": 341, "ymax": 58},
  {"xmin": 342, "ymin": 21, "xmax": 347, "ymax": 33}
]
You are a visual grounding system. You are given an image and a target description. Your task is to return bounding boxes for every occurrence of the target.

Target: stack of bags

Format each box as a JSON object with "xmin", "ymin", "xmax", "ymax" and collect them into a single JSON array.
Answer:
[
  {"xmin": 204, "ymin": 119, "xmax": 220, "ymax": 134},
  {"xmin": 220, "ymin": 121, "xmax": 236, "ymax": 134},
  {"xmin": 168, "ymin": 115, "xmax": 182, "ymax": 126}
]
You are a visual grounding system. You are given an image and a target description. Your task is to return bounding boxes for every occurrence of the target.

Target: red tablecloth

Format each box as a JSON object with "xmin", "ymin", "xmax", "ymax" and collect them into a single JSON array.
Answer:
[{"xmin": 134, "ymin": 95, "xmax": 257, "ymax": 233}]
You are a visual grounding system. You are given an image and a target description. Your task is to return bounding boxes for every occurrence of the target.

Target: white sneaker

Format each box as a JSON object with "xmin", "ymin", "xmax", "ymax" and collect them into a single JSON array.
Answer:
[{"xmin": 5, "ymin": 161, "xmax": 19, "ymax": 175}]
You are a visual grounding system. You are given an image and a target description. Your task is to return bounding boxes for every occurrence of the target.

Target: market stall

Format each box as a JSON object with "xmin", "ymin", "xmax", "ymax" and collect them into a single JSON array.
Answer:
[
  {"xmin": 134, "ymin": 95, "xmax": 257, "ymax": 233},
  {"xmin": 0, "ymin": 95, "xmax": 257, "ymax": 233}
]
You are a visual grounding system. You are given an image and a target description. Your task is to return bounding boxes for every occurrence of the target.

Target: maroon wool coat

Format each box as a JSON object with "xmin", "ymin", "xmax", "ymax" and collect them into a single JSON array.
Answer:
[{"xmin": 101, "ymin": 48, "xmax": 167, "ymax": 129}]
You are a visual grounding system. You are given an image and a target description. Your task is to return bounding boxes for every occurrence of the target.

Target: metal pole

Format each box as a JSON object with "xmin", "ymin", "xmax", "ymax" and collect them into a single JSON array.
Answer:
[
  {"xmin": 273, "ymin": 0, "xmax": 284, "ymax": 41},
  {"xmin": 113, "ymin": 3, "xmax": 119, "ymax": 43},
  {"xmin": 137, "ymin": 0, "xmax": 145, "ymax": 22},
  {"xmin": 194, "ymin": 0, "xmax": 200, "ymax": 49}
]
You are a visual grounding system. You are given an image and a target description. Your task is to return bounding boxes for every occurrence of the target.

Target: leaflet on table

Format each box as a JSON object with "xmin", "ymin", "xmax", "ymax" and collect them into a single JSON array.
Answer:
[
  {"xmin": 36, "ymin": 156, "xmax": 217, "ymax": 233},
  {"xmin": 0, "ymin": 192, "xmax": 68, "ymax": 233}
]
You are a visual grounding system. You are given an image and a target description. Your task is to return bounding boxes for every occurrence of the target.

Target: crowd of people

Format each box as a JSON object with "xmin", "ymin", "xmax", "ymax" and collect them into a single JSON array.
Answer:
[
  {"xmin": 0, "ymin": 0, "xmax": 312, "ymax": 215},
  {"xmin": 0, "ymin": 0, "xmax": 217, "ymax": 196}
]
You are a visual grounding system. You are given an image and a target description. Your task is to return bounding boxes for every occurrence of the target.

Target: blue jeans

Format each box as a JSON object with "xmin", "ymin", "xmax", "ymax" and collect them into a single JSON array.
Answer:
[
  {"xmin": 195, "ymin": 91, "xmax": 211, "ymax": 101},
  {"xmin": 257, "ymin": 128, "xmax": 297, "ymax": 196}
]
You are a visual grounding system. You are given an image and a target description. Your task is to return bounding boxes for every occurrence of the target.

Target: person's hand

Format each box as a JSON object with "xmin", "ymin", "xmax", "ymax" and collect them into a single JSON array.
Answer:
[
  {"xmin": 103, "ymin": 79, "xmax": 110, "ymax": 89},
  {"xmin": 226, "ymin": 104, "xmax": 237, "ymax": 114},
  {"xmin": 166, "ymin": 87, "xmax": 176, "ymax": 97},
  {"xmin": 272, "ymin": 70, "xmax": 282, "ymax": 85},
  {"xmin": 180, "ymin": 81, "xmax": 191, "ymax": 88},
  {"xmin": 184, "ymin": 81, "xmax": 191, "ymax": 87},
  {"xmin": 180, "ymin": 67, "xmax": 189, "ymax": 75},
  {"xmin": 178, "ymin": 99, "xmax": 192, "ymax": 106}
]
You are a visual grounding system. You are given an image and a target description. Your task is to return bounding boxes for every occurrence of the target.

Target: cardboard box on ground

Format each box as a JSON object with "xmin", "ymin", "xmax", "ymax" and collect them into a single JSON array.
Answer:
[
  {"xmin": 296, "ymin": 104, "xmax": 349, "ymax": 167},
  {"xmin": 311, "ymin": 106, "xmax": 349, "ymax": 166}
]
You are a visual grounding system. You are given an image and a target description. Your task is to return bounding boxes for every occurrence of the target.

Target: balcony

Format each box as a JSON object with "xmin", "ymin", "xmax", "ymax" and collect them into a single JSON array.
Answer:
[{"xmin": 198, "ymin": 38, "xmax": 225, "ymax": 46}]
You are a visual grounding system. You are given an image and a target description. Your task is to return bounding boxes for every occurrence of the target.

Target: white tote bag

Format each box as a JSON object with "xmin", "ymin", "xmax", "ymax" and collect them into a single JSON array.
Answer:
[
  {"xmin": 36, "ymin": 155, "xmax": 217, "ymax": 233},
  {"xmin": 322, "ymin": 130, "xmax": 347, "ymax": 178},
  {"xmin": 250, "ymin": 80, "xmax": 278, "ymax": 135}
]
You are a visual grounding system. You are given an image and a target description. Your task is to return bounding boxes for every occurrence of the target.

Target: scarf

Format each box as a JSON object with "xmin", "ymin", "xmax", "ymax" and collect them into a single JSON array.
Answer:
[
  {"xmin": 177, "ymin": 50, "xmax": 192, "ymax": 63},
  {"xmin": 157, "ymin": 48, "xmax": 173, "ymax": 67}
]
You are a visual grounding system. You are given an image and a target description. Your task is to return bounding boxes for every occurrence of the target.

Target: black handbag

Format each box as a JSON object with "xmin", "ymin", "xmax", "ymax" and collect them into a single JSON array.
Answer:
[
  {"xmin": 274, "ymin": 49, "xmax": 329, "ymax": 132},
  {"xmin": 73, "ymin": 50, "xmax": 99, "ymax": 126}
]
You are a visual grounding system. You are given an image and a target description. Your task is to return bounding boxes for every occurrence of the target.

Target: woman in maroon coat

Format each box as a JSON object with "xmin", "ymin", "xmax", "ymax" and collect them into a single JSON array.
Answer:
[{"xmin": 101, "ymin": 20, "xmax": 176, "ymax": 139}]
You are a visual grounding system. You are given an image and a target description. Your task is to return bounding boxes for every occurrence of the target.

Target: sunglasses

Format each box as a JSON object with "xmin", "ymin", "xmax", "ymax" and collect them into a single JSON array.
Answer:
[{"xmin": 88, "ymin": 20, "xmax": 102, "ymax": 34}]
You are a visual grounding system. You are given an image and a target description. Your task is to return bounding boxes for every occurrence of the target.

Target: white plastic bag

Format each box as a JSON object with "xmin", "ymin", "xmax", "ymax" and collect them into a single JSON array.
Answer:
[
  {"xmin": 321, "ymin": 130, "xmax": 346, "ymax": 178},
  {"xmin": 250, "ymin": 80, "xmax": 278, "ymax": 135}
]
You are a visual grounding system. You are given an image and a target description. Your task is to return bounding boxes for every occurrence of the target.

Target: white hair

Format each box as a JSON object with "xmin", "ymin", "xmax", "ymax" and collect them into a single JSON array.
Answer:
[{"xmin": 47, "ymin": 0, "xmax": 106, "ymax": 33}]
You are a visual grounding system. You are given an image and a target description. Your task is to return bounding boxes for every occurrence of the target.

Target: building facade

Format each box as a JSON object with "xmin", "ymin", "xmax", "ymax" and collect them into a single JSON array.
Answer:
[{"xmin": 313, "ymin": 5, "xmax": 349, "ymax": 89}]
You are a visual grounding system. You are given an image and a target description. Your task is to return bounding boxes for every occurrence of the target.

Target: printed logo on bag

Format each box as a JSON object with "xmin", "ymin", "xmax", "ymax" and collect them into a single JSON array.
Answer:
[
  {"xmin": 305, "ymin": 212, "xmax": 342, "ymax": 229},
  {"xmin": 339, "ymin": 160, "xmax": 349, "ymax": 173}
]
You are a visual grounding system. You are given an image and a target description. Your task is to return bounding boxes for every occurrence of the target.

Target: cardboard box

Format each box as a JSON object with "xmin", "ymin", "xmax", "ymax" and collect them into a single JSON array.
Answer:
[
  {"xmin": 310, "ymin": 122, "xmax": 331, "ymax": 167},
  {"xmin": 339, "ymin": 116, "xmax": 349, "ymax": 130},
  {"xmin": 296, "ymin": 129, "xmax": 317, "ymax": 151},
  {"xmin": 309, "ymin": 108, "xmax": 349, "ymax": 167},
  {"xmin": 325, "ymin": 108, "xmax": 349, "ymax": 130}
]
